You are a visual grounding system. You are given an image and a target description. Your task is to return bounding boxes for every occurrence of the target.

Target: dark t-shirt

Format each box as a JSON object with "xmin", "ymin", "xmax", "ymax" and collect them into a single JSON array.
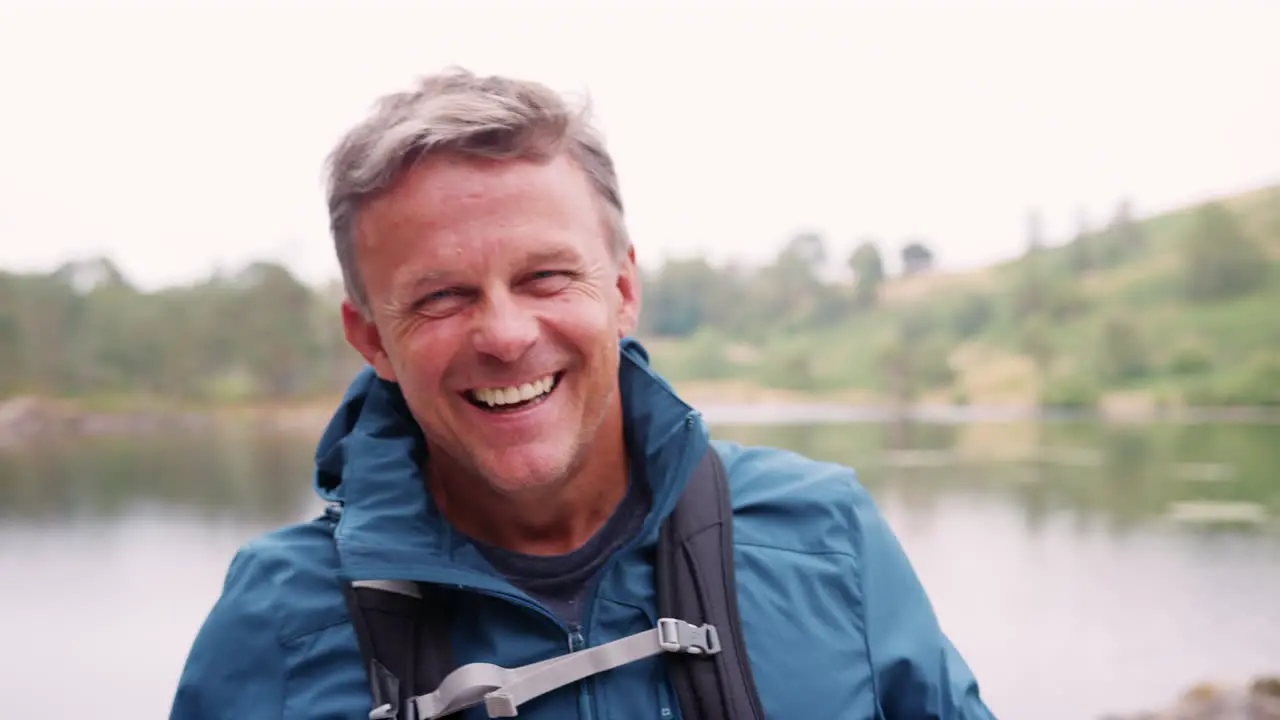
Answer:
[{"xmin": 474, "ymin": 475, "xmax": 650, "ymax": 627}]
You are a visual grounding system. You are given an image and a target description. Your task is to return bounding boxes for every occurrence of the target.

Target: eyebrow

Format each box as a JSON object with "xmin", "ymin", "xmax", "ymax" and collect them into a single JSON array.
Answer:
[
  {"xmin": 400, "ymin": 269, "xmax": 452, "ymax": 300},
  {"xmin": 523, "ymin": 246, "xmax": 583, "ymax": 268}
]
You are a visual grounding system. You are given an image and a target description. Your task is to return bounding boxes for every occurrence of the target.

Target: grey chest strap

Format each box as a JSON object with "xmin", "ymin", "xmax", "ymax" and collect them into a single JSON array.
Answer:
[{"xmin": 387, "ymin": 617, "xmax": 719, "ymax": 719}]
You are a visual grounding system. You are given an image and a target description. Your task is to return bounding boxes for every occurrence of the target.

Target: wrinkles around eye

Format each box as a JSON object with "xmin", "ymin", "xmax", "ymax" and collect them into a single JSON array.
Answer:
[
  {"xmin": 527, "ymin": 271, "xmax": 575, "ymax": 294},
  {"xmin": 404, "ymin": 272, "xmax": 579, "ymax": 319}
]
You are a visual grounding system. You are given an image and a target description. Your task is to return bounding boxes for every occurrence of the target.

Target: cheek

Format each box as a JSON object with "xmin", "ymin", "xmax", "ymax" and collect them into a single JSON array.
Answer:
[
  {"xmin": 393, "ymin": 324, "xmax": 458, "ymax": 385},
  {"xmin": 541, "ymin": 294, "xmax": 616, "ymax": 343}
]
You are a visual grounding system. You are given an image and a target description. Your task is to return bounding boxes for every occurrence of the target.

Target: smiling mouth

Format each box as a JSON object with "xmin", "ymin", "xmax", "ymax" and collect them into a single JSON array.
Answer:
[{"xmin": 465, "ymin": 372, "xmax": 563, "ymax": 413}]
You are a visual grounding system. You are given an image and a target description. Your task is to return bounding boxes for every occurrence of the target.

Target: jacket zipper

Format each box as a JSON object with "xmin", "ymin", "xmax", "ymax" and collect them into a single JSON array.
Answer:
[
  {"xmin": 566, "ymin": 622, "xmax": 593, "ymax": 720},
  {"xmin": 574, "ymin": 414, "xmax": 700, "ymax": 720}
]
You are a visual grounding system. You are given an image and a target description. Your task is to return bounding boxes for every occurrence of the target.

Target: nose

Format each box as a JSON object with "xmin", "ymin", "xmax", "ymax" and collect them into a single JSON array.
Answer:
[{"xmin": 471, "ymin": 288, "xmax": 539, "ymax": 363}]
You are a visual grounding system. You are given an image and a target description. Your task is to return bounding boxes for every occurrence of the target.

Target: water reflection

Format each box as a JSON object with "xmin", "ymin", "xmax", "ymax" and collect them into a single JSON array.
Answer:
[
  {"xmin": 0, "ymin": 425, "xmax": 318, "ymax": 524},
  {"xmin": 2, "ymin": 419, "xmax": 1276, "ymax": 534},
  {"xmin": 1, "ymin": 419, "xmax": 1278, "ymax": 720},
  {"xmin": 716, "ymin": 420, "xmax": 1279, "ymax": 536}
]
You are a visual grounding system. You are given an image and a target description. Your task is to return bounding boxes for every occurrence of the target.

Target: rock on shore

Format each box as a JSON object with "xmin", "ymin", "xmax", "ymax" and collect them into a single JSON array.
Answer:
[
  {"xmin": 0, "ymin": 395, "xmax": 211, "ymax": 449},
  {"xmin": 1102, "ymin": 677, "xmax": 1280, "ymax": 720}
]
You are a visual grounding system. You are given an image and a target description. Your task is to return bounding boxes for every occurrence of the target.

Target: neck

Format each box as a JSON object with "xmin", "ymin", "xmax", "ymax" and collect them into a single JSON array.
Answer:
[{"xmin": 425, "ymin": 404, "xmax": 630, "ymax": 556}]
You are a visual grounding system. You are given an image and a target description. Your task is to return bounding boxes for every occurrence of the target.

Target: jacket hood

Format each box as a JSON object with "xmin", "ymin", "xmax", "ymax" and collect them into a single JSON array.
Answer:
[{"xmin": 310, "ymin": 337, "xmax": 709, "ymax": 588}]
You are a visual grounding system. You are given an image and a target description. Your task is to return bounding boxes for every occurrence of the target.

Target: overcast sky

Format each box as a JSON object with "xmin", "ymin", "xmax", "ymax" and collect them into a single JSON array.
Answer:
[{"xmin": 1, "ymin": 0, "xmax": 1277, "ymax": 290}]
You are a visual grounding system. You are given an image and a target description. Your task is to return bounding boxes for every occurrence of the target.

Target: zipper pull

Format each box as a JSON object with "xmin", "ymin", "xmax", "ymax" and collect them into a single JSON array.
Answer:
[{"xmin": 567, "ymin": 623, "xmax": 585, "ymax": 652}]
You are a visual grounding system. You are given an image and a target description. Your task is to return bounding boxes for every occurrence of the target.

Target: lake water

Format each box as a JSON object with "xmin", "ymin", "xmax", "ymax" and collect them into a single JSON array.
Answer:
[{"xmin": 1, "ymin": 413, "xmax": 1278, "ymax": 719}]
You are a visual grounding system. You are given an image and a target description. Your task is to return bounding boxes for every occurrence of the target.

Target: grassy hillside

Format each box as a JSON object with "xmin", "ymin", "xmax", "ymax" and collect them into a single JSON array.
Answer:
[
  {"xmin": 2, "ymin": 182, "xmax": 1275, "ymax": 414},
  {"xmin": 645, "ymin": 183, "xmax": 1280, "ymax": 410}
]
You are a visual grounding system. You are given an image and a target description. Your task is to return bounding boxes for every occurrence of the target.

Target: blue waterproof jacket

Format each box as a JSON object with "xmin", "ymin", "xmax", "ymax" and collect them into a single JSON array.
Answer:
[{"xmin": 170, "ymin": 339, "xmax": 996, "ymax": 719}]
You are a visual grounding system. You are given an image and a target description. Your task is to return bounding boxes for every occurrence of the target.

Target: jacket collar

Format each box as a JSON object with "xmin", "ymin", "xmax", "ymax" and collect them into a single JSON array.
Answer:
[{"xmin": 312, "ymin": 337, "xmax": 709, "ymax": 591}]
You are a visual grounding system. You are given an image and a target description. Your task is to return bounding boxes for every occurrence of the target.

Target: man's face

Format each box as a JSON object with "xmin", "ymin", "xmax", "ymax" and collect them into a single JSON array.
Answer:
[{"xmin": 342, "ymin": 152, "xmax": 640, "ymax": 496}]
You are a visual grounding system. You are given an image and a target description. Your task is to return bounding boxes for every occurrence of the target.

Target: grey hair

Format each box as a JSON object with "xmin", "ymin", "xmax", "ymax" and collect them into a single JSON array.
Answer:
[{"xmin": 324, "ymin": 67, "xmax": 629, "ymax": 316}]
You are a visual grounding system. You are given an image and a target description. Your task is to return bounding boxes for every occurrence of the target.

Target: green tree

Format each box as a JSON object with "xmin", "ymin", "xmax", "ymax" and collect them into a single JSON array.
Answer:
[
  {"xmin": 847, "ymin": 239, "xmax": 884, "ymax": 309},
  {"xmin": 900, "ymin": 240, "xmax": 934, "ymax": 277},
  {"xmin": 233, "ymin": 262, "xmax": 320, "ymax": 397},
  {"xmin": 641, "ymin": 257, "xmax": 720, "ymax": 337},
  {"xmin": 1096, "ymin": 314, "xmax": 1150, "ymax": 382},
  {"xmin": 1099, "ymin": 198, "xmax": 1144, "ymax": 266},
  {"xmin": 1269, "ymin": 186, "xmax": 1280, "ymax": 242},
  {"xmin": 876, "ymin": 336, "xmax": 952, "ymax": 407},
  {"xmin": 950, "ymin": 293, "xmax": 993, "ymax": 339},
  {"xmin": 1182, "ymin": 202, "xmax": 1269, "ymax": 302},
  {"xmin": 759, "ymin": 232, "xmax": 837, "ymax": 327},
  {"xmin": 1019, "ymin": 318, "xmax": 1055, "ymax": 376},
  {"xmin": 1024, "ymin": 208, "xmax": 1046, "ymax": 257},
  {"xmin": 1067, "ymin": 207, "xmax": 1093, "ymax": 275}
]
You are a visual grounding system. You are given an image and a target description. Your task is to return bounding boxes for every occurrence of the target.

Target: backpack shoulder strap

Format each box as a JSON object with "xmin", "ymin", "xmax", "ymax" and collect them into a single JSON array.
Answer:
[
  {"xmin": 342, "ymin": 579, "xmax": 457, "ymax": 720},
  {"xmin": 656, "ymin": 444, "xmax": 767, "ymax": 720}
]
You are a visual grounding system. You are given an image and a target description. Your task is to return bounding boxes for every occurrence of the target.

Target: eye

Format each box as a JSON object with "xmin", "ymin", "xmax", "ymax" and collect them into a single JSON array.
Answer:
[
  {"xmin": 526, "ymin": 270, "xmax": 574, "ymax": 294},
  {"xmin": 413, "ymin": 287, "xmax": 470, "ymax": 317},
  {"xmin": 424, "ymin": 288, "xmax": 459, "ymax": 303}
]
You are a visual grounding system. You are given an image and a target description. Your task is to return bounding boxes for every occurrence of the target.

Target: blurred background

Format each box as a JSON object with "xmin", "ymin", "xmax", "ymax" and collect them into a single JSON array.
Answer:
[{"xmin": 1, "ymin": 1, "xmax": 1278, "ymax": 718}]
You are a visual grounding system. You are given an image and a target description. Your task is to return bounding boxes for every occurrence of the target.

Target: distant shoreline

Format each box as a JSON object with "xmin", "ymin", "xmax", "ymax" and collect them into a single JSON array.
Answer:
[
  {"xmin": 671, "ymin": 380, "xmax": 1280, "ymax": 425},
  {"xmin": 3, "ymin": 383, "xmax": 1278, "ymax": 451}
]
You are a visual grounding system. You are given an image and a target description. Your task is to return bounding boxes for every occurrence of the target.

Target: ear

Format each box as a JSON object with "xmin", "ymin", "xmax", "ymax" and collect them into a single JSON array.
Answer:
[
  {"xmin": 341, "ymin": 299, "xmax": 398, "ymax": 382},
  {"xmin": 615, "ymin": 245, "xmax": 642, "ymax": 338}
]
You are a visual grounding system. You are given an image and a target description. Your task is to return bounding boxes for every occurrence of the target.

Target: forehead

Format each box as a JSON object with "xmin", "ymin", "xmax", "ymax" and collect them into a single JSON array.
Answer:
[{"xmin": 356, "ymin": 152, "xmax": 606, "ymax": 257}]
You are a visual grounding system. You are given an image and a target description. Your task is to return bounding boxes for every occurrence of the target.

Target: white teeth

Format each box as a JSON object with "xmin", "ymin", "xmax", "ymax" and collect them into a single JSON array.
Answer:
[{"xmin": 471, "ymin": 374, "xmax": 558, "ymax": 407}]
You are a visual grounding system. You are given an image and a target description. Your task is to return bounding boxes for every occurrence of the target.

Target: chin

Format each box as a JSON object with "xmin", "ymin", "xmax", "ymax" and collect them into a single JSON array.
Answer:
[{"xmin": 479, "ymin": 450, "xmax": 574, "ymax": 496}]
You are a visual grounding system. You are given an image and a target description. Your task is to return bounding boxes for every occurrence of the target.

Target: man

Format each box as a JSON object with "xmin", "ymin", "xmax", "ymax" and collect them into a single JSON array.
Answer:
[{"xmin": 170, "ymin": 68, "xmax": 996, "ymax": 720}]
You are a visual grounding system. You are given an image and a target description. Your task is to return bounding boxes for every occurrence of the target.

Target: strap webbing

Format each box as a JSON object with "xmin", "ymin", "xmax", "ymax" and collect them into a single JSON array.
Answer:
[
  {"xmin": 402, "ymin": 618, "xmax": 718, "ymax": 719},
  {"xmin": 344, "ymin": 580, "xmax": 455, "ymax": 720},
  {"xmin": 657, "ymin": 446, "xmax": 767, "ymax": 720}
]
